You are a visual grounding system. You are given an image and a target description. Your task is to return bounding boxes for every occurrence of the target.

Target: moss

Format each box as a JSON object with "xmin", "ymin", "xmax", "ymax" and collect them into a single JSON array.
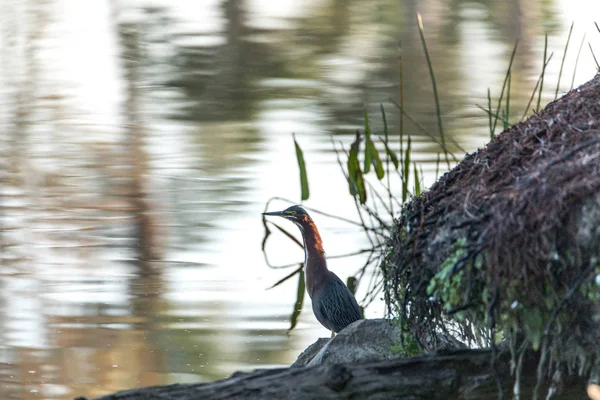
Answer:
[{"xmin": 389, "ymin": 316, "xmax": 423, "ymax": 357}]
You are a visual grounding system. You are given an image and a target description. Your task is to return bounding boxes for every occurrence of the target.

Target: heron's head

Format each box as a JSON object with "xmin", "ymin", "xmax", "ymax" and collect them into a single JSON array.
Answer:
[{"xmin": 262, "ymin": 205, "xmax": 312, "ymax": 226}]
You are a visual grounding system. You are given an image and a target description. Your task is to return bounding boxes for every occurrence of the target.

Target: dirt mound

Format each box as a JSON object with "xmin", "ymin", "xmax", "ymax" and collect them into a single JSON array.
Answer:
[{"xmin": 383, "ymin": 74, "xmax": 600, "ymax": 388}]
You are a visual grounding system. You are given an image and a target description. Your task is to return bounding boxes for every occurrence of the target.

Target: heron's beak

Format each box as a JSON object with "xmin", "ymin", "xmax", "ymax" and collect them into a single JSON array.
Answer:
[{"xmin": 262, "ymin": 210, "xmax": 285, "ymax": 217}]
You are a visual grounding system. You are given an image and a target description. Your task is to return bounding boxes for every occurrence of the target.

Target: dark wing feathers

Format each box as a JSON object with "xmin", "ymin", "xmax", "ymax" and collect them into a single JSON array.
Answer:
[{"xmin": 318, "ymin": 273, "xmax": 362, "ymax": 332}]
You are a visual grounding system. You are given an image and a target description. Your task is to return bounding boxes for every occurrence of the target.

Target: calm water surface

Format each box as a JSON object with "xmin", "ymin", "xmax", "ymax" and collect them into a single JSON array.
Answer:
[{"xmin": 1, "ymin": 0, "xmax": 599, "ymax": 399}]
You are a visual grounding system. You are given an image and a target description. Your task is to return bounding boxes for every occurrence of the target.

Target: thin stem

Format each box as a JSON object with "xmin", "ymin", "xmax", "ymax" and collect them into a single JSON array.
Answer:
[
  {"xmin": 522, "ymin": 53, "xmax": 554, "ymax": 120},
  {"xmin": 555, "ymin": 22, "xmax": 573, "ymax": 100},
  {"xmin": 398, "ymin": 42, "xmax": 405, "ymax": 159},
  {"xmin": 492, "ymin": 40, "xmax": 519, "ymax": 135},
  {"xmin": 389, "ymin": 98, "xmax": 462, "ymax": 160},
  {"xmin": 570, "ymin": 33, "xmax": 586, "ymax": 91},
  {"xmin": 487, "ymin": 88, "xmax": 493, "ymax": 140},
  {"xmin": 589, "ymin": 43, "xmax": 600, "ymax": 71},
  {"xmin": 535, "ymin": 34, "xmax": 548, "ymax": 112},
  {"xmin": 416, "ymin": 13, "xmax": 449, "ymax": 168}
]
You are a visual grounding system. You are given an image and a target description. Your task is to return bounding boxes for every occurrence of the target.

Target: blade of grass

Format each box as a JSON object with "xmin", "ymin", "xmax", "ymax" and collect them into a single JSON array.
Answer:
[
  {"xmin": 522, "ymin": 53, "xmax": 554, "ymax": 120},
  {"xmin": 413, "ymin": 162, "xmax": 421, "ymax": 196},
  {"xmin": 570, "ymin": 33, "xmax": 586, "ymax": 90},
  {"xmin": 293, "ymin": 133, "xmax": 309, "ymax": 201},
  {"xmin": 491, "ymin": 40, "xmax": 519, "ymax": 136},
  {"xmin": 398, "ymin": 42, "xmax": 405, "ymax": 159},
  {"xmin": 381, "ymin": 104, "xmax": 388, "ymax": 142},
  {"xmin": 380, "ymin": 137, "xmax": 399, "ymax": 169},
  {"xmin": 381, "ymin": 104, "xmax": 393, "ymax": 214},
  {"xmin": 504, "ymin": 72, "xmax": 511, "ymax": 130},
  {"xmin": 348, "ymin": 131, "xmax": 367, "ymax": 204},
  {"xmin": 589, "ymin": 43, "xmax": 600, "ymax": 71},
  {"xmin": 535, "ymin": 34, "xmax": 548, "ymax": 112},
  {"xmin": 477, "ymin": 102, "xmax": 511, "ymax": 133},
  {"xmin": 369, "ymin": 139, "xmax": 385, "ymax": 180},
  {"xmin": 268, "ymin": 265, "xmax": 303, "ymax": 289},
  {"xmin": 363, "ymin": 109, "xmax": 372, "ymax": 174},
  {"xmin": 476, "ymin": 104, "xmax": 502, "ymax": 122},
  {"xmin": 435, "ymin": 153, "xmax": 441, "ymax": 178},
  {"xmin": 287, "ymin": 269, "xmax": 305, "ymax": 333},
  {"xmin": 347, "ymin": 276, "xmax": 358, "ymax": 296},
  {"xmin": 487, "ymin": 88, "xmax": 493, "ymax": 140},
  {"xmin": 271, "ymin": 222, "xmax": 304, "ymax": 248},
  {"xmin": 416, "ymin": 13, "xmax": 449, "ymax": 168},
  {"xmin": 402, "ymin": 135, "xmax": 411, "ymax": 202},
  {"xmin": 364, "ymin": 108, "xmax": 385, "ymax": 180},
  {"xmin": 555, "ymin": 22, "xmax": 574, "ymax": 100},
  {"xmin": 388, "ymin": 98, "xmax": 462, "ymax": 161}
]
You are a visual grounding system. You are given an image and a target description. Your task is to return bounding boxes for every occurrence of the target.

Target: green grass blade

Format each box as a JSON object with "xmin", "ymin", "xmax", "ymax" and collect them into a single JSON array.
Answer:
[
  {"xmin": 348, "ymin": 131, "xmax": 367, "ymax": 204},
  {"xmin": 555, "ymin": 22, "xmax": 573, "ymax": 100},
  {"xmin": 271, "ymin": 222, "xmax": 304, "ymax": 249},
  {"xmin": 416, "ymin": 13, "xmax": 448, "ymax": 168},
  {"xmin": 398, "ymin": 42, "xmax": 405, "ymax": 157},
  {"xmin": 504, "ymin": 72, "xmax": 511, "ymax": 130},
  {"xmin": 413, "ymin": 162, "xmax": 421, "ymax": 196},
  {"xmin": 380, "ymin": 104, "xmax": 388, "ymax": 143},
  {"xmin": 380, "ymin": 137, "xmax": 399, "ymax": 169},
  {"xmin": 362, "ymin": 108, "xmax": 384, "ymax": 179},
  {"xmin": 435, "ymin": 153, "xmax": 441, "ymax": 178},
  {"xmin": 389, "ymin": 98, "xmax": 462, "ymax": 161},
  {"xmin": 347, "ymin": 276, "xmax": 357, "ymax": 296},
  {"xmin": 487, "ymin": 88, "xmax": 493, "ymax": 140},
  {"xmin": 293, "ymin": 133, "xmax": 309, "ymax": 201},
  {"xmin": 522, "ymin": 53, "xmax": 554, "ymax": 120},
  {"xmin": 288, "ymin": 269, "xmax": 305, "ymax": 333},
  {"xmin": 363, "ymin": 109, "xmax": 372, "ymax": 174},
  {"xmin": 536, "ymin": 34, "xmax": 548, "ymax": 112},
  {"xmin": 492, "ymin": 40, "xmax": 519, "ymax": 135},
  {"xmin": 402, "ymin": 136, "xmax": 411, "ymax": 202},
  {"xmin": 369, "ymin": 139, "xmax": 385, "ymax": 180}
]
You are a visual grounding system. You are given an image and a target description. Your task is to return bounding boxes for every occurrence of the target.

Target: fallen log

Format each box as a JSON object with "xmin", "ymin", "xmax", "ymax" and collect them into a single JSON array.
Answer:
[{"xmin": 81, "ymin": 348, "xmax": 587, "ymax": 400}]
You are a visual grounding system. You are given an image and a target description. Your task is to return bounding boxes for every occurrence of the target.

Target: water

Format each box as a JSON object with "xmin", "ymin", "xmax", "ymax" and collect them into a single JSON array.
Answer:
[{"xmin": 1, "ymin": 0, "xmax": 598, "ymax": 399}]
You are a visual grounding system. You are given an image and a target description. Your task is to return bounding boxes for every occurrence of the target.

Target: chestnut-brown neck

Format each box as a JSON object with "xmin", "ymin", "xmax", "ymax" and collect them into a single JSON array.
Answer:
[{"xmin": 297, "ymin": 215, "xmax": 328, "ymax": 298}]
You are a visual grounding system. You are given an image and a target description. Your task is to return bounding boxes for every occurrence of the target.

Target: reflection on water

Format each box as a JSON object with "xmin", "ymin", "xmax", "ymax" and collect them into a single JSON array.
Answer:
[{"xmin": 1, "ymin": 0, "xmax": 598, "ymax": 398}]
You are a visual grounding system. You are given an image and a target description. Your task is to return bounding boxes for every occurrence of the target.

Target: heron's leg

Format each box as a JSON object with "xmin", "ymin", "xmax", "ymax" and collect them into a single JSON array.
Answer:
[{"xmin": 330, "ymin": 330, "xmax": 335, "ymax": 338}]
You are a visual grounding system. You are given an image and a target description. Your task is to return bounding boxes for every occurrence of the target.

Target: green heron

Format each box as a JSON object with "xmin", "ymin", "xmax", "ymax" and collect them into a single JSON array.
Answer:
[{"xmin": 263, "ymin": 205, "xmax": 362, "ymax": 334}]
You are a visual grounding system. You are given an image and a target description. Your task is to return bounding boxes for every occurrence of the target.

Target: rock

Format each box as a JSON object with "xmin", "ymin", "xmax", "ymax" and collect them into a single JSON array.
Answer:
[
  {"xmin": 292, "ymin": 338, "xmax": 330, "ymax": 367},
  {"xmin": 292, "ymin": 319, "xmax": 401, "ymax": 367}
]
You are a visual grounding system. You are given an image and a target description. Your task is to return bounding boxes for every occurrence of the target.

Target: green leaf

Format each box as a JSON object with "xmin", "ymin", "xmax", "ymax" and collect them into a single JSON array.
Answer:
[
  {"xmin": 363, "ymin": 109, "xmax": 372, "ymax": 174},
  {"xmin": 362, "ymin": 109, "xmax": 384, "ymax": 179},
  {"xmin": 368, "ymin": 139, "xmax": 385, "ymax": 180},
  {"xmin": 380, "ymin": 138, "xmax": 399, "ymax": 170},
  {"xmin": 346, "ymin": 276, "xmax": 357, "ymax": 296},
  {"xmin": 380, "ymin": 103, "xmax": 388, "ymax": 142},
  {"xmin": 413, "ymin": 162, "xmax": 421, "ymax": 196},
  {"xmin": 347, "ymin": 131, "xmax": 367, "ymax": 204},
  {"xmin": 402, "ymin": 136, "xmax": 411, "ymax": 202},
  {"xmin": 293, "ymin": 133, "xmax": 309, "ymax": 200},
  {"xmin": 288, "ymin": 268, "xmax": 305, "ymax": 333}
]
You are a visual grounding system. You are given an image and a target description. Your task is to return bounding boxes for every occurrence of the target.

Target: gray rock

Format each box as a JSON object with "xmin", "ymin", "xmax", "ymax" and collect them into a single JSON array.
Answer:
[
  {"xmin": 291, "ymin": 338, "xmax": 330, "ymax": 367},
  {"xmin": 292, "ymin": 319, "xmax": 401, "ymax": 367}
]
